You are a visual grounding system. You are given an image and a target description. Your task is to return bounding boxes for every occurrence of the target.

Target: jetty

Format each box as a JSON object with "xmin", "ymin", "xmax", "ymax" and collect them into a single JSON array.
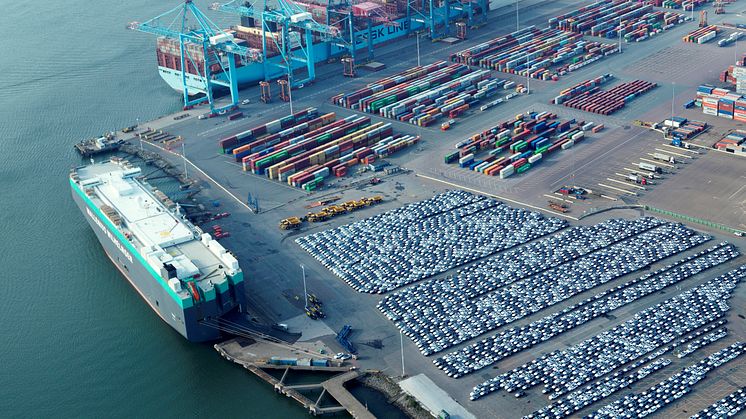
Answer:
[{"xmin": 216, "ymin": 337, "xmax": 375, "ymax": 418}]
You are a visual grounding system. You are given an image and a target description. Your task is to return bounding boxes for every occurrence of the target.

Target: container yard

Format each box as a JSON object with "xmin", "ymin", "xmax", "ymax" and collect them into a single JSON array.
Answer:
[
  {"xmin": 218, "ymin": 108, "xmax": 419, "ymax": 189},
  {"xmin": 92, "ymin": 0, "xmax": 746, "ymax": 418},
  {"xmin": 450, "ymin": 25, "xmax": 619, "ymax": 80},
  {"xmin": 443, "ymin": 111, "xmax": 588, "ymax": 178},
  {"xmin": 549, "ymin": 0, "xmax": 687, "ymax": 41},
  {"xmin": 330, "ymin": 61, "xmax": 508, "ymax": 127},
  {"xmin": 561, "ymin": 79, "xmax": 658, "ymax": 115}
]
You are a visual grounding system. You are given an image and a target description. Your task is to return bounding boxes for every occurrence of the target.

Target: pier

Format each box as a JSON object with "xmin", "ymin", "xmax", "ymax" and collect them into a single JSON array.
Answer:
[{"xmin": 216, "ymin": 338, "xmax": 375, "ymax": 418}]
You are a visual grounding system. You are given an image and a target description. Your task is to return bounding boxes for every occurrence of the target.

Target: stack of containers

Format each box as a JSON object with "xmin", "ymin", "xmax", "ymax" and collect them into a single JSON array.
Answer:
[
  {"xmin": 714, "ymin": 132, "xmax": 746, "ymax": 150},
  {"xmin": 549, "ymin": 0, "xmax": 685, "ymax": 41},
  {"xmin": 682, "ymin": 26, "xmax": 718, "ymax": 43},
  {"xmin": 450, "ymin": 25, "xmax": 618, "ymax": 80},
  {"xmin": 445, "ymin": 112, "xmax": 588, "ymax": 178},
  {"xmin": 719, "ymin": 64, "xmax": 746, "ymax": 88},
  {"xmin": 553, "ymin": 74, "xmax": 614, "ymax": 104},
  {"xmin": 562, "ymin": 80, "xmax": 657, "ymax": 115},
  {"xmin": 655, "ymin": 0, "xmax": 710, "ymax": 10},
  {"xmin": 218, "ymin": 108, "xmax": 318, "ymax": 154},
  {"xmin": 245, "ymin": 114, "xmax": 370, "ymax": 174},
  {"xmin": 332, "ymin": 62, "xmax": 504, "ymax": 126},
  {"xmin": 232, "ymin": 112, "xmax": 337, "ymax": 163},
  {"xmin": 219, "ymin": 111, "xmax": 420, "ymax": 189},
  {"xmin": 665, "ymin": 118, "xmax": 707, "ymax": 140},
  {"xmin": 735, "ymin": 98, "xmax": 746, "ymax": 122},
  {"xmin": 714, "ymin": 131, "xmax": 746, "ymax": 151},
  {"xmin": 330, "ymin": 61, "xmax": 450, "ymax": 108},
  {"xmin": 695, "ymin": 85, "xmax": 746, "ymax": 121}
]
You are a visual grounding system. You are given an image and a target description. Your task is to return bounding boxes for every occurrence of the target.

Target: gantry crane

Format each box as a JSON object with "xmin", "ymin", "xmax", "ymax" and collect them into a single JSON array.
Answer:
[
  {"xmin": 406, "ymin": 0, "xmax": 488, "ymax": 40},
  {"xmin": 214, "ymin": 0, "xmax": 349, "ymax": 87},
  {"xmin": 128, "ymin": 0, "xmax": 262, "ymax": 115}
]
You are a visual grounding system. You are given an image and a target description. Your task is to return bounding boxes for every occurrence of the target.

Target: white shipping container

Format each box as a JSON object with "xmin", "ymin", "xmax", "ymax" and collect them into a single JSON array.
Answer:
[
  {"xmin": 499, "ymin": 165, "xmax": 515, "ymax": 179},
  {"xmin": 737, "ymin": 79, "xmax": 746, "ymax": 94},
  {"xmin": 459, "ymin": 154, "xmax": 474, "ymax": 164},
  {"xmin": 209, "ymin": 32, "xmax": 234, "ymax": 45},
  {"xmin": 731, "ymin": 66, "xmax": 746, "ymax": 79},
  {"xmin": 528, "ymin": 153, "xmax": 543, "ymax": 164},
  {"xmin": 561, "ymin": 140, "xmax": 574, "ymax": 150}
]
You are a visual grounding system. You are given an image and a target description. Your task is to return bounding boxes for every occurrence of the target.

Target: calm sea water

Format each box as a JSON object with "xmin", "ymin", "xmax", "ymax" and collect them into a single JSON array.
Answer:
[{"xmin": 0, "ymin": 1, "xmax": 308, "ymax": 417}]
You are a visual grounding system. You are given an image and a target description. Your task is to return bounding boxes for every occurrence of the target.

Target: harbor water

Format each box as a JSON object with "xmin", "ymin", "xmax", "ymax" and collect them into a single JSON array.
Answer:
[{"xmin": 0, "ymin": 1, "xmax": 308, "ymax": 417}]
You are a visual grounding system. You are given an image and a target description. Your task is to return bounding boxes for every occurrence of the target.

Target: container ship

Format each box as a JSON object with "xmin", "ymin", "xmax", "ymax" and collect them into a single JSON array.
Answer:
[
  {"xmin": 70, "ymin": 158, "xmax": 246, "ymax": 342},
  {"xmin": 156, "ymin": 0, "xmax": 426, "ymax": 94}
]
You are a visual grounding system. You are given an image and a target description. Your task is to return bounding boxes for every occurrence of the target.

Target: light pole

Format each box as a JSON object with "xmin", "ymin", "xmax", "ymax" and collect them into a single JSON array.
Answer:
[
  {"xmin": 416, "ymin": 31, "xmax": 421, "ymax": 67},
  {"xmin": 288, "ymin": 68, "xmax": 294, "ymax": 115},
  {"xmin": 181, "ymin": 142, "xmax": 188, "ymax": 179},
  {"xmin": 671, "ymin": 82, "xmax": 675, "ymax": 121},
  {"xmin": 515, "ymin": 0, "xmax": 519, "ymax": 32},
  {"xmin": 301, "ymin": 264, "xmax": 308, "ymax": 310},
  {"xmin": 526, "ymin": 53, "xmax": 530, "ymax": 95},
  {"xmin": 137, "ymin": 117, "xmax": 142, "ymax": 151},
  {"xmin": 400, "ymin": 329, "xmax": 405, "ymax": 377}
]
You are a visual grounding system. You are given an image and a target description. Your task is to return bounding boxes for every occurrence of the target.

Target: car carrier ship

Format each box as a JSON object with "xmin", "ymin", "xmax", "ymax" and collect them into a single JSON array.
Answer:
[{"xmin": 70, "ymin": 158, "xmax": 246, "ymax": 342}]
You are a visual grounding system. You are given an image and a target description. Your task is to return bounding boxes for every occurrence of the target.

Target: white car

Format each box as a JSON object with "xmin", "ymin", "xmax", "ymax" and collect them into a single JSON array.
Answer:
[
  {"xmin": 334, "ymin": 353, "xmax": 351, "ymax": 360},
  {"xmin": 241, "ymin": 99, "xmax": 251, "ymax": 105}
]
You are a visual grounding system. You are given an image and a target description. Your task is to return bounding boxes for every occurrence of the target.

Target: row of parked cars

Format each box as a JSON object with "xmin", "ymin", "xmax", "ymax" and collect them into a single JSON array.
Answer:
[
  {"xmin": 470, "ymin": 269, "xmax": 744, "ymax": 402},
  {"xmin": 296, "ymin": 190, "xmax": 566, "ymax": 293},
  {"xmin": 528, "ymin": 357, "xmax": 672, "ymax": 419},
  {"xmin": 435, "ymin": 243, "xmax": 739, "ymax": 378},
  {"xmin": 527, "ymin": 318, "xmax": 731, "ymax": 418},
  {"xmin": 690, "ymin": 387, "xmax": 746, "ymax": 419},
  {"xmin": 381, "ymin": 221, "xmax": 710, "ymax": 356},
  {"xmin": 590, "ymin": 342, "xmax": 746, "ymax": 418},
  {"xmin": 380, "ymin": 217, "xmax": 668, "ymax": 316},
  {"xmin": 677, "ymin": 328, "xmax": 729, "ymax": 359}
]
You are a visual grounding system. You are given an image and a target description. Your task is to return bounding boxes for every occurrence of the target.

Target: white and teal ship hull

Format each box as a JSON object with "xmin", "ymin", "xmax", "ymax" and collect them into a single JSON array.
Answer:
[{"xmin": 70, "ymin": 179, "xmax": 246, "ymax": 342}]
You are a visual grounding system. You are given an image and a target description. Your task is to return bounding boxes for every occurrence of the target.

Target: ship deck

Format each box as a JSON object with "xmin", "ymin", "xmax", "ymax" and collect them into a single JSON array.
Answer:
[{"xmin": 73, "ymin": 160, "xmax": 237, "ymax": 295}]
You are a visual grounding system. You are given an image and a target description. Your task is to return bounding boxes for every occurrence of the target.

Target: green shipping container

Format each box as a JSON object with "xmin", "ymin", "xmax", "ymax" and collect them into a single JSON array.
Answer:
[
  {"xmin": 496, "ymin": 137, "xmax": 511, "ymax": 147},
  {"xmin": 517, "ymin": 163, "xmax": 531, "ymax": 174},
  {"xmin": 445, "ymin": 151, "xmax": 459, "ymax": 164}
]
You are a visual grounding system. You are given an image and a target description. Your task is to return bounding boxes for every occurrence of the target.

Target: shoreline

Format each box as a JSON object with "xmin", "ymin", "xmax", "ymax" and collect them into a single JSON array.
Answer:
[{"xmin": 355, "ymin": 372, "xmax": 431, "ymax": 419}]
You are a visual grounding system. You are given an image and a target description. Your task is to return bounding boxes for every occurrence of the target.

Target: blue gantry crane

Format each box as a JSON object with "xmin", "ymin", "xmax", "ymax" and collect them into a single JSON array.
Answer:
[
  {"xmin": 406, "ymin": 0, "xmax": 488, "ymax": 40},
  {"xmin": 128, "ymin": 0, "xmax": 262, "ymax": 114},
  {"xmin": 214, "ymin": 0, "xmax": 350, "ymax": 87}
]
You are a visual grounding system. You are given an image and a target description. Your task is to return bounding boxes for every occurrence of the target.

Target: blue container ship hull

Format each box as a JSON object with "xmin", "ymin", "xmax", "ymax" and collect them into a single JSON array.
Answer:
[{"xmin": 159, "ymin": 17, "xmax": 414, "ymax": 94}]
